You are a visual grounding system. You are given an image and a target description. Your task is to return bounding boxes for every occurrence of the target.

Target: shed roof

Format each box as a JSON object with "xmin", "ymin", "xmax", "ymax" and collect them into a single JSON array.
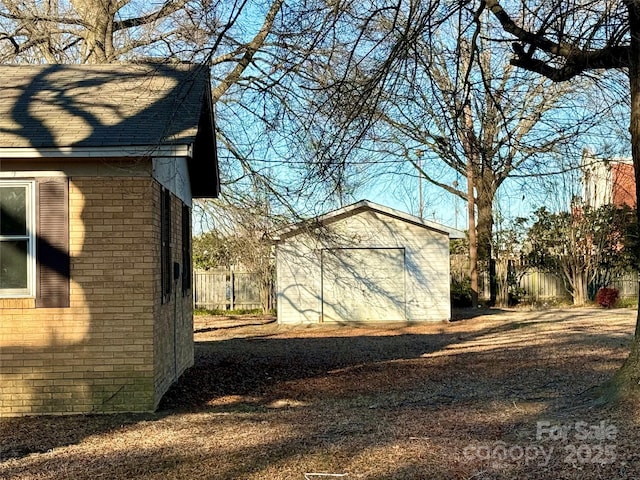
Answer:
[
  {"xmin": 273, "ymin": 200, "xmax": 466, "ymax": 240},
  {"xmin": 0, "ymin": 63, "xmax": 219, "ymax": 197}
]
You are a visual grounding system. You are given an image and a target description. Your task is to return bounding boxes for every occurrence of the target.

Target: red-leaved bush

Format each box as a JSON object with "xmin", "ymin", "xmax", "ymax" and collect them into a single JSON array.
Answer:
[{"xmin": 596, "ymin": 287, "xmax": 619, "ymax": 308}]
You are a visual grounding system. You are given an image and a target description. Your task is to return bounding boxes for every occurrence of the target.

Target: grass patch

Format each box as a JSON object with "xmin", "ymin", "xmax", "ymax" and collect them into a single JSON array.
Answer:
[{"xmin": 614, "ymin": 296, "xmax": 638, "ymax": 309}]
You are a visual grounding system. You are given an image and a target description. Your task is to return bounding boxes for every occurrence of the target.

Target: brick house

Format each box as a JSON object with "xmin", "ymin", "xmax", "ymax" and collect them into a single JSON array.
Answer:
[
  {"xmin": 0, "ymin": 64, "xmax": 219, "ymax": 416},
  {"xmin": 582, "ymin": 151, "xmax": 636, "ymax": 208}
]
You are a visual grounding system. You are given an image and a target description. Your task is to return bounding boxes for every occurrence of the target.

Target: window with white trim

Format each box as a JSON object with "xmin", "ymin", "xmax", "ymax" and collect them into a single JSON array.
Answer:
[{"xmin": 0, "ymin": 180, "xmax": 35, "ymax": 296}]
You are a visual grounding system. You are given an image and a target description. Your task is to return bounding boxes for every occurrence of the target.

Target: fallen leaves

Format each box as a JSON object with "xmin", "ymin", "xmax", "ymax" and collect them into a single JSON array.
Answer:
[{"xmin": 2, "ymin": 307, "xmax": 639, "ymax": 479}]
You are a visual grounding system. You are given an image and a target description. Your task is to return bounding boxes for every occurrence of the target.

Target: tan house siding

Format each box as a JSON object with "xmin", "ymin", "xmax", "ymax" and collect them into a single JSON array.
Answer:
[
  {"xmin": 153, "ymin": 191, "xmax": 194, "ymax": 407},
  {"xmin": 0, "ymin": 175, "xmax": 191, "ymax": 416},
  {"xmin": 0, "ymin": 63, "xmax": 217, "ymax": 417}
]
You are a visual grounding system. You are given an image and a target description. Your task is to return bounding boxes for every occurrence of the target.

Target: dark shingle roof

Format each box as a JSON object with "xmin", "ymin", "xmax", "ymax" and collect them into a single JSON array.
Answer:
[
  {"xmin": 0, "ymin": 63, "xmax": 219, "ymax": 197},
  {"xmin": 0, "ymin": 63, "xmax": 209, "ymax": 147}
]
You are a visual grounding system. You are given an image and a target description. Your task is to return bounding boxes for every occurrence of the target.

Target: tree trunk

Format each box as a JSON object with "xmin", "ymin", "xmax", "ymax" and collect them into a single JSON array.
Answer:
[
  {"xmin": 476, "ymin": 190, "xmax": 494, "ymax": 264},
  {"xmin": 70, "ymin": 0, "xmax": 117, "ymax": 62},
  {"xmin": 467, "ymin": 159, "xmax": 479, "ymax": 308},
  {"xmin": 476, "ymin": 188, "xmax": 496, "ymax": 304},
  {"xmin": 462, "ymin": 101, "xmax": 479, "ymax": 308},
  {"xmin": 495, "ymin": 258, "xmax": 509, "ymax": 306},
  {"xmin": 629, "ymin": 1, "xmax": 640, "ymax": 341},
  {"xmin": 595, "ymin": 0, "xmax": 640, "ymax": 401},
  {"xmin": 624, "ymin": 0, "xmax": 640, "ymax": 376},
  {"xmin": 572, "ymin": 271, "xmax": 587, "ymax": 306}
]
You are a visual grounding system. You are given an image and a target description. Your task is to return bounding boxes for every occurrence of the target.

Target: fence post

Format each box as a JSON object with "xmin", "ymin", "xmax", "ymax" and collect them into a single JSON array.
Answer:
[
  {"xmin": 230, "ymin": 270, "xmax": 235, "ymax": 310},
  {"xmin": 193, "ymin": 269, "xmax": 271, "ymax": 311}
]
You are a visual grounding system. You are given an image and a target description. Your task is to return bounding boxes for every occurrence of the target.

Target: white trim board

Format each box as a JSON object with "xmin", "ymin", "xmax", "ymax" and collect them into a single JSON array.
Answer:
[{"xmin": 0, "ymin": 145, "xmax": 192, "ymax": 159}]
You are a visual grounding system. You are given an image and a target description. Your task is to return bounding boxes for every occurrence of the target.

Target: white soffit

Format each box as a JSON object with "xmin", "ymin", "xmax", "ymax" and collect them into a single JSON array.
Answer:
[{"xmin": 0, "ymin": 145, "xmax": 191, "ymax": 159}]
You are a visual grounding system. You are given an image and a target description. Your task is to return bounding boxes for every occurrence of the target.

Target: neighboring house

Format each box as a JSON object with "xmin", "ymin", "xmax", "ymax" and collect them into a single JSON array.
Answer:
[
  {"xmin": 273, "ymin": 200, "xmax": 464, "ymax": 324},
  {"xmin": 582, "ymin": 151, "xmax": 636, "ymax": 208},
  {"xmin": 0, "ymin": 63, "xmax": 219, "ymax": 416}
]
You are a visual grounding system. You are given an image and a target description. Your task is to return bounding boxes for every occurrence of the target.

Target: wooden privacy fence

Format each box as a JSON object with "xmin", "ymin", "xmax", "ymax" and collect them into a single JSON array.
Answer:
[
  {"xmin": 518, "ymin": 270, "xmax": 572, "ymax": 302},
  {"xmin": 451, "ymin": 255, "xmax": 639, "ymax": 302},
  {"xmin": 193, "ymin": 270, "xmax": 267, "ymax": 311},
  {"xmin": 195, "ymin": 265, "xmax": 638, "ymax": 310},
  {"xmin": 518, "ymin": 271, "xmax": 638, "ymax": 302},
  {"xmin": 610, "ymin": 273, "xmax": 640, "ymax": 298}
]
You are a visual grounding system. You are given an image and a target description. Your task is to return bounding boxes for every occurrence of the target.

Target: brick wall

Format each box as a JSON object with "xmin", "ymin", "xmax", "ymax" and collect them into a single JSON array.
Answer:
[
  {"xmin": 153, "ymin": 190, "xmax": 194, "ymax": 407},
  {"xmin": 0, "ymin": 175, "xmax": 194, "ymax": 416},
  {"xmin": 612, "ymin": 162, "xmax": 637, "ymax": 208}
]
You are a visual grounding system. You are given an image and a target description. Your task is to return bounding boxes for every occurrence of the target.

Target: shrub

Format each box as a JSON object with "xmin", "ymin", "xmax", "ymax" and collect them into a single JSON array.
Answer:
[
  {"xmin": 615, "ymin": 296, "xmax": 638, "ymax": 309},
  {"xmin": 451, "ymin": 278, "xmax": 473, "ymax": 308},
  {"xmin": 194, "ymin": 308, "xmax": 264, "ymax": 316},
  {"xmin": 595, "ymin": 287, "xmax": 619, "ymax": 308},
  {"xmin": 508, "ymin": 286, "xmax": 528, "ymax": 306}
]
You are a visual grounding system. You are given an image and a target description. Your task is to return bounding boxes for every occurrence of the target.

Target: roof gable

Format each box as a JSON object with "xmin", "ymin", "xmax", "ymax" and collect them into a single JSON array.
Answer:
[
  {"xmin": 274, "ymin": 200, "xmax": 465, "ymax": 240},
  {"xmin": 0, "ymin": 63, "xmax": 219, "ymax": 197}
]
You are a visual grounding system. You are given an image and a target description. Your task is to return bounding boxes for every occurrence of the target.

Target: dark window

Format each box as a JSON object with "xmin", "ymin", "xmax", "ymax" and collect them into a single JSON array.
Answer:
[
  {"xmin": 181, "ymin": 204, "xmax": 191, "ymax": 294},
  {"xmin": 0, "ymin": 183, "xmax": 31, "ymax": 293},
  {"xmin": 161, "ymin": 187, "xmax": 172, "ymax": 302},
  {"xmin": 0, "ymin": 241, "xmax": 29, "ymax": 290}
]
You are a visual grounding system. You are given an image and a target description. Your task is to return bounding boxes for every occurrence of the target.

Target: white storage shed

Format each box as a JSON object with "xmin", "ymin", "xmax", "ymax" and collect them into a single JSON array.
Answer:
[{"xmin": 273, "ymin": 200, "xmax": 465, "ymax": 324}]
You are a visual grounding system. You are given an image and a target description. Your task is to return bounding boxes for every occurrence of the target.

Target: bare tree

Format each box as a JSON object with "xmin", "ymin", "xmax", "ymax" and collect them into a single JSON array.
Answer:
[
  {"xmin": 0, "ymin": 0, "xmax": 367, "ymax": 259},
  {"xmin": 290, "ymin": 3, "xmax": 595, "ymax": 306},
  {"xmin": 0, "ymin": 0, "xmax": 291, "ymax": 98},
  {"xmin": 0, "ymin": 0, "xmax": 201, "ymax": 63},
  {"xmin": 408, "ymin": 29, "xmax": 595, "ymax": 303},
  {"xmin": 479, "ymin": 0, "xmax": 640, "ymax": 400},
  {"xmin": 194, "ymin": 195, "xmax": 280, "ymax": 314}
]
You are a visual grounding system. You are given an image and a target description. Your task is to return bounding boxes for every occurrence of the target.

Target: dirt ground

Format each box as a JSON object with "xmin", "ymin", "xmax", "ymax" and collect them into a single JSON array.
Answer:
[{"xmin": 2, "ymin": 307, "xmax": 640, "ymax": 479}]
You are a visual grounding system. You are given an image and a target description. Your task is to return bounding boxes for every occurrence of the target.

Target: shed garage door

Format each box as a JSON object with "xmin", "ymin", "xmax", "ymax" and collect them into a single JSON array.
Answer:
[{"xmin": 321, "ymin": 248, "xmax": 406, "ymax": 322}]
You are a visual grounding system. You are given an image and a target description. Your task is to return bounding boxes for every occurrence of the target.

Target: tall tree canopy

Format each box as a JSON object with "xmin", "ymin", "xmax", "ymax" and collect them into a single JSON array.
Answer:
[
  {"xmin": 0, "ymin": 0, "xmax": 369, "ymax": 225},
  {"xmin": 481, "ymin": 0, "xmax": 640, "ymax": 400},
  {"xmin": 369, "ymin": 18, "xmax": 592, "ymax": 305},
  {"xmin": 283, "ymin": 2, "xmax": 601, "ymax": 305}
]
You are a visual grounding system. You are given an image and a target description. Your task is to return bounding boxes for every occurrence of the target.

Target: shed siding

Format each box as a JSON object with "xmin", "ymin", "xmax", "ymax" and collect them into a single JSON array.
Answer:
[
  {"xmin": 277, "ymin": 237, "xmax": 322, "ymax": 324},
  {"xmin": 276, "ymin": 210, "xmax": 451, "ymax": 324},
  {"xmin": 322, "ymin": 247, "xmax": 406, "ymax": 322}
]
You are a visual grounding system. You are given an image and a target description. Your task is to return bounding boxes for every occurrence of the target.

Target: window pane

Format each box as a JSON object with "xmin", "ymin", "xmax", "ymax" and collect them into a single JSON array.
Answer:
[
  {"xmin": 0, "ymin": 187, "xmax": 27, "ymax": 236},
  {"xmin": 0, "ymin": 240, "xmax": 28, "ymax": 289}
]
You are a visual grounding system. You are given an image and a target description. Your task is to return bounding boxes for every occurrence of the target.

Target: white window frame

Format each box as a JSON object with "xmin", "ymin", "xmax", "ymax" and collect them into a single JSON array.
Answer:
[{"xmin": 0, "ymin": 180, "xmax": 36, "ymax": 298}]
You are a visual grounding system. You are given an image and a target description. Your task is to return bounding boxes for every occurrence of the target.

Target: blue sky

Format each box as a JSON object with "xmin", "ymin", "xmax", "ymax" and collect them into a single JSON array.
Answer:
[{"xmin": 201, "ymin": 2, "xmax": 633, "ymax": 234}]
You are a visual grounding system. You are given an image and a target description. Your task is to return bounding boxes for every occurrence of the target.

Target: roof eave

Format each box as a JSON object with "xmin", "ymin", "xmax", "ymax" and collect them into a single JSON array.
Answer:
[
  {"xmin": 273, "ymin": 200, "xmax": 466, "ymax": 241},
  {"xmin": 0, "ymin": 144, "xmax": 192, "ymax": 159}
]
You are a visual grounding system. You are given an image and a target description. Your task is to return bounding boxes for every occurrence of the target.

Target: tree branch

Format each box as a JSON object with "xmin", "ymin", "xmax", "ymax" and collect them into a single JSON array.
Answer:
[
  {"xmin": 0, "ymin": 11, "xmax": 87, "ymax": 27},
  {"xmin": 0, "ymin": 33, "xmax": 19, "ymax": 53},
  {"xmin": 211, "ymin": 0, "xmax": 284, "ymax": 103},
  {"xmin": 511, "ymin": 45, "xmax": 630, "ymax": 82},
  {"xmin": 485, "ymin": 0, "xmax": 630, "ymax": 81},
  {"xmin": 113, "ymin": 0, "xmax": 189, "ymax": 30}
]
